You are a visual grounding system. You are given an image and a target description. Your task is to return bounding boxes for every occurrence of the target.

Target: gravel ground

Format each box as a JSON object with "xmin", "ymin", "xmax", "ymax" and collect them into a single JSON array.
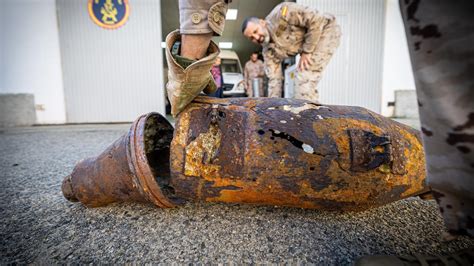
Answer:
[{"xmin": 0, "ymin": 124, "xmax": 473, "ymax": 264}]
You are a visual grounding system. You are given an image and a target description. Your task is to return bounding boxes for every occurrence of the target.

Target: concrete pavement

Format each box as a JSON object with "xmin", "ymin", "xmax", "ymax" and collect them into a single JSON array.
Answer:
[{"xmin": 0, "ymin": 123, "xmax": 472, "ymax": 264}]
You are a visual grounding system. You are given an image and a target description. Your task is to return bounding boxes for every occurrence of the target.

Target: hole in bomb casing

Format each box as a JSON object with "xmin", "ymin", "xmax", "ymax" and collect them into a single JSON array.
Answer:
[{"xmin": 143, "ymin": 114, "xmax": 182, "ymax": 202}]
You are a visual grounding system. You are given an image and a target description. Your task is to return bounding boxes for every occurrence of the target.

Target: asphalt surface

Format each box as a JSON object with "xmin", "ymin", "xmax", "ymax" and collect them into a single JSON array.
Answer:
[{"xmin": 1, "ymin": 123, "xmax": 473, "ymax": 264}]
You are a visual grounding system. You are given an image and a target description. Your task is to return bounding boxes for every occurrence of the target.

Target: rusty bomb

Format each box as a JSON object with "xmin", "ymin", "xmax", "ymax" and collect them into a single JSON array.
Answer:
[{"xmin": 62, "ymin": 96, "xmax": 429, "ymax": 211}]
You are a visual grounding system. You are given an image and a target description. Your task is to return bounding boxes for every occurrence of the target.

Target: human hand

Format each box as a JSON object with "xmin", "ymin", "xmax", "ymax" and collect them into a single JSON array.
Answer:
[{"xmin": 298, "ymin": 53, "xmax": 312, "ymax": 71}]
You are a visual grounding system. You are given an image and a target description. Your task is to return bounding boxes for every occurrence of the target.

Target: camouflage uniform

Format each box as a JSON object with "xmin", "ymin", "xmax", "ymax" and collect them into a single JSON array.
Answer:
[
  {"xmin": 166, "ymin": 0, "xmax": 230, "ymax": 116},
  {"xmin": 179, "ymin": 0, "xmax": 229, "ymax": 36},
  {"xmin": 263, "ymin": 2, "xmax": 341, "ymax": 101},
  {"xmin": 400, "ymin": 0, "xmax": 474, "ymax": 236},
  {"xmin": 243, "ymin": 59, "xmax": 265, "ymax": 97}
]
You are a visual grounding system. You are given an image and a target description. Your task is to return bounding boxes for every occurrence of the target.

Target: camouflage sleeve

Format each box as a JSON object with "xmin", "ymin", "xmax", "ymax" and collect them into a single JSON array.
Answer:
[
  {"xmin": 263, "ymin": 48, "xmax": 282, "ymax": 95},
  {"xmin": 284, "ymin": 3, "xmax": 325, "ymax": 54},
  {"xmin": 179, "ymin": 0, "xmax": 229, "ymax": 36}
]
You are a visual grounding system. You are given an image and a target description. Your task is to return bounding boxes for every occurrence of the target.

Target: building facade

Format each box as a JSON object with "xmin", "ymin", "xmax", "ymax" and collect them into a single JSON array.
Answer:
[{"xmin": 0, "ymin": 0, "xmax": 415, "ymax": 124}]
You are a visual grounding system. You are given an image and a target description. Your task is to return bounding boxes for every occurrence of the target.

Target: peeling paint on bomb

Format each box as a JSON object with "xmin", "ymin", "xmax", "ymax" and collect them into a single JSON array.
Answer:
[
  {"xmin": 302, "ymin": 143, "xmax": 315, "ymax": 154},
  {"xmin": 267, "ymin": 103, "xmax": 330, "ymax": 114}
]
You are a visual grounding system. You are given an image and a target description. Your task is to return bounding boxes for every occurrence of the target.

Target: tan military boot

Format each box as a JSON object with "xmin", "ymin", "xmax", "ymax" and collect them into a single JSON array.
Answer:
[{"xmin": 165, "ymin": 30, "xmax": 219, "ymax": 117}]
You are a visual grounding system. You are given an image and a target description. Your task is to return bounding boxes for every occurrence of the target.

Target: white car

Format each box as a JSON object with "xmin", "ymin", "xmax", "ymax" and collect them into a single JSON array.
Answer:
[{"xmin": 219, "ymin": 50, "xmax": 246, "ymax": 97}]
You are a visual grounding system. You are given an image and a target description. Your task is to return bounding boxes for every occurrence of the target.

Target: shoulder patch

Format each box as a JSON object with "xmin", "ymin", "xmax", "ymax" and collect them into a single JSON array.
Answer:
[{"xmin": 281, "ymin": 5, "xmax": 288, "ymax": 18}]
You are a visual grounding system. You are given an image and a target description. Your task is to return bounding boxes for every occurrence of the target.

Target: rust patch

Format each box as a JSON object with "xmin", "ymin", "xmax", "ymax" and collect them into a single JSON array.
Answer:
[
  {"xmin": 184, "ymin": 122, "xmax": 222, "ymax": 178},
  {"xmin": 348, "ymin": 129, "xmax": 392, "ymax": 172},
  {"xmin": 201, "ymin": 181, "xmax": 242, "ymax": 198}
]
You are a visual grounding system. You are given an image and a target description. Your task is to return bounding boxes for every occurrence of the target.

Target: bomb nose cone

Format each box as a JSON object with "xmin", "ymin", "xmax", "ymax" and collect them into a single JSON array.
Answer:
[
  {"xmin": 62, "ymin": 175, "xmax": 78, "ymax": 202},
  {"xmin": 61, "ymin": 112, "xmax": 179, "ymax": 208}
]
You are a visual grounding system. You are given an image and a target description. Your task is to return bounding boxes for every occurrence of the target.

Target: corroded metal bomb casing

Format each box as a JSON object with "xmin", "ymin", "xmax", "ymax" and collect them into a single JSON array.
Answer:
[
  {"xmin": 62, "ymin": 96, "xmax": 428, "ymax": 211},
  {"xmin": 169, "ymin": 96, "xmax": 427, "ymax": 211},
  {"xmin": 61, "ymin": 113, "xmax": 178, "ymax": 208}
]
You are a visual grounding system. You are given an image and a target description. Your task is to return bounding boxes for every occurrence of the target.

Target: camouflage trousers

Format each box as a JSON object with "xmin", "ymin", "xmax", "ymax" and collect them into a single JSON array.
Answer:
[
  {"xmin": 293, "ymin": 20, "xmax": 341, "ymax": 102},
  {"xmin": 400, "ymin": 0, "xmax": 474, "ymax": 237}
]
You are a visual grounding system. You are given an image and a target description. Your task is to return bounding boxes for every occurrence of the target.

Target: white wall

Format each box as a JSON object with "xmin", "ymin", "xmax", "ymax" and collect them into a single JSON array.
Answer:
[
  {"xmin": 0, "ymin": 1, "xmax": 3, "ymax": 79},
  {"xmin": 381, "ymin": 0, "xmax": 416, "ymax": 116},
  {"xmin": 0, "ymin": 0, "xmax": 66, "ymax": 124},
  {"xmin": 57, "ymin": 0, "xmax": 166, "ymax": 123},
  {"xmin": 297, "ymin": 0, "xmax": 386, "ymax": 113}
]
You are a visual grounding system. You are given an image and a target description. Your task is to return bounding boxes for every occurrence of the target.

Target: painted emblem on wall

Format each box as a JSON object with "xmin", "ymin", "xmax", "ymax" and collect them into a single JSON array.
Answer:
[{"xmin": 88, "ymin": 0, "xmax": 130, "ymax": 30}]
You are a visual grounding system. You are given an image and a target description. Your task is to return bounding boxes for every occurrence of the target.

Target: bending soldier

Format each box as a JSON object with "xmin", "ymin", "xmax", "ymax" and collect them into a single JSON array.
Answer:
[{"xmin": 242, "ymin": 2, "xmax": 341, "ymax": 101}]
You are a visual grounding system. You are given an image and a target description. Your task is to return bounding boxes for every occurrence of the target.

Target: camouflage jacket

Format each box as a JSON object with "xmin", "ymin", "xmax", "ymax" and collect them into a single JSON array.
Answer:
[{"xmin": 263, "ymin": 2, "xmax": 335, "ymax": 93}]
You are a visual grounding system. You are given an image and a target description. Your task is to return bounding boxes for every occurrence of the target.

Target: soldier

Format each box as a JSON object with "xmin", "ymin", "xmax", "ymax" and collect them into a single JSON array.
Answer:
[
  {"xmin": 242, "ymin": 2, "xmax": 341, "ymax": 101},
  {"xmin": 243, "ymin": 51, "xmax": 265, "ymax": 97},
  {"xmin": 357, "ymin": 0, "xmax": 474, "ymax": 264},
  {"xmin": 165, "ymin": 0, "xmax": 231, "ymax": 117},
  {"xmin": 398, "ymin": 0, "xmax": 474, "ymax": 240}
]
